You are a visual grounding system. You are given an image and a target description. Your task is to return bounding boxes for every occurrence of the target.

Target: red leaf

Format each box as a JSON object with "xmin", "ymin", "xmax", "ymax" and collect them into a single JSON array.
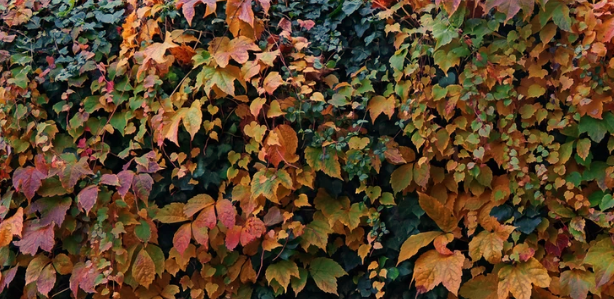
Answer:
[
  {"xmin": 225, "ymin": 225, "xmax": 242, "ymax": 251},
  {"xmin": 240, "ymin": 217, "xmax": 265, "ymax": 246},
  {"xmin": 226, "ymin": 0, "xmax": 254, "ymax": 26},
  {"xmin": 117, "ymin": 170, "xmax": 134, "ymax": 198},
  {"xmin": 192, "ymin": 221, "xmax": 209, "ymax": 250},
  {"xmin": 173, "ymin": 223, "xmax": 192, "ymax": 255},
  {"xmin": 176, "ymin": 0, "xmax": 218, "ymax": 26},
  {"xmin": 29, "ymin": 197, "xmax": 71, "ymax": 227},
  {"xmin": 216, "ymin": 199, "xmax": 236, "ymax": 228},
  {"xmin": 100, "ymin": 174, "xmax": 120, "ymax": 186},
  {"xmin": 194, "ymin": 204, "xmax": 216, "ymax": 230},
  {"xmin": 132, "ymin": 173, "xmax": 153, "ymax": 202},
  {"xmin": 58, "ymin": 158, "xmax": 93, "ymax": 190},
  {"xmin": 37, "ymin": 264, "xmax": 56, "ymax": 297},
  {"xmin": 70, "ymin": 262, "xmax": 102, "ymax": 297},
  {"xmin": 14, "ymin": 220, "xmax": 55, "ymax": 255},
  {"xmin": 0, "ymin": 267, "xmax": 18, "ymax": 293},
  {"xmin": 77, "ymin": 185, "xmax": 98, "ymax": 214},
  {"xmin": 13, "ymin": 166, "xmax": 46, "ymax": 201},
  {"xmin": 298, "ymin": 19, "xmax": 315, "ymax": 31}
]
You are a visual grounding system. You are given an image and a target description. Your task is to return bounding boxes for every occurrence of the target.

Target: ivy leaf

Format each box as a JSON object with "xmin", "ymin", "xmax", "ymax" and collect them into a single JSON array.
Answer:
[
  {"xmin": 583, "ymin": 238, "xmax": 614, "ymax": 287},
  {"xmin": 484, "ymin": 0, "xmax": 534, "ymax": 22},
  {"xmin": 266, "ymin": 260, "xmax": 300, "ymax": 292},
  {"xmin": 497, "ymin": 257, "xmax": 551, "ymax": 299},
  {"xmin": 116, "ymin": 170, "xmax": 134, "ymax": 198},
  {"xmin": 251, "ymin": 168, "xmax": 292, "ymax": 203},
  {"xmin": 25, "ymin": 254, "xmax": 50, "ymax": 285},
  {"xmin": 210, "ymin": 36, "xmax": 260, "ymax": 68},
  {"xmin": 132, "ymin": 173, "xmax": 153, "ymax": 202},
  {"xmin": 305, "ymin": 147, "xmax": 342, "ymax": 179},
  {"xmin": 240, "ymin": 217, "xmax": 265, "ymax": 246},
  {"xmin": 309, "ymin": 257, "xmax": 347, "ymax": 295},
  {"xmin": 100, "ymin": 174, "xmax": 120, "ymax": 186},
  {"xmin": 576, "ymin": 138, "xmax": 591, "ymax": 161},
  {"xmin": 0, "ymin": 267, "xmax": 17, "ymax": 293},
  {"xmin": 184, "ymin": 194, "xmax": 215, "ymax": 217},
  {"xmin": 14, "ymin": 220, "xmax": 55, "ymax": 255},
  {"xmin": 225, "ymin": 225, "xmax": 242, "ymax": 251},
  {"xmin": 459, "ymin": 274, "xmax": 498, "ymax": 299},
  {"xmin": 191, "ymin": 221, "xmax": 209, "ymax": 249},
  {"xmin": 216, "ymin": 199, "xmax": 236, "ymax": 228},
  {"xmin": 291, "ymin": 268, "xmax": 309, "ymax": 296},
  {"xmin": 162, "ymin": 108, "xmax": 188, "ymax": 146},
  {"xmin": 368, "ymin": 95, "xmax": 395, "ymax": 123},
  {"xmin": 194, "ymin": 204, "xmax": 217, "ymax": 229},
  {"xmin": 59, "ymin": 158, "xmax": 93, "ymax": 191},
  {"xmin": 390, "ymin": 163, "xmax": 413, "ymax": 193},
  {"xmin": 265, "ymin": 124, "xmax": 299, "ymax": 168},
  {"xmin": 173, "ymin": 223, "xmax": 192, "ymax": 255},
  {"xmin": 560, "ymin": 269, "xmax": 595, "ymax": 299},
  {"xmin": 176, "ymin": 0, "xmax": 217, "ymax": 26},
  {"xmin": 37, "ymin": 264, "xmax": 56, "ymax": 297},
  {"xmin": 155, "ymin": 203, "xmax": 189, "ymax": 223},
  {"xmin": 197, "ymin": 65, "xmax": 243, "ymax": 96},
  {"xmin": 77, "ymin": 185, "xmax": 98, "ymax": 214},
  {"xmin": 138, "ymin": 31, "xmax": 178, "ymax": 76},
  {"xmin": 29, "ymin": 197, "xmax": 71, "ymax": 227},
  {"xmin": 226, "ymin": 0, "xmax": 254, "ymax": 27},
  {"xmin": 468, "ymin": 226, "xmax": 515, "ymax": 264},
  {"xmin": 13, "ymin": 166, "xmax": 46, "ymax": 201},
  {"xmin": 300, "ymin": 219, "xmax": 332, "ymax": 251},
  {"xmin": 432, "ymin": 22, "xmax": 458, "ymax": 50},
  {"xmin": 264, "ymin": 71, "xmax": 284, "ymax": 94},
  {"xmin": 183, "ymin": 100, "xmax": 203, "ymax": 140},
  {"xmin": 579, "ymin": 116, "xmax": 607, "ymax": 142},
  {"xmin": 417, "ymin": 192, "xmax": 458, "ymax": 233},
  {"xmin": 397, "ymin": 231, "xmax": 443, "ymax": 265},
  {"xmin": 70, "ymin": 262, "xmax": 101, "ymax": 297},
  {"xmin": 132, "ymin": 249, "xmax": 156, "ymax": 288},
  {"xmin": 414, "ymin": 249, "xmax": 465, "ymax": 295}
]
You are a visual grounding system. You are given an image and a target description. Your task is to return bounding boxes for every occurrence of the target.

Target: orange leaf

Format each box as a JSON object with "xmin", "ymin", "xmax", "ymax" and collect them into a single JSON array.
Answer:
[
  {"xmin": 210, "ymin": 36, "xmax": 260, "ymax": 67},
  {"xmin": 414, "ymin": 249, "xmax": 465, "ymax": 295},
  {"xmin": 397, "ymin": 231, "xmax": 443, "ymax": 265},
  {"xmin": 173, "ymin": 223, "xmax": 192, "ymax": 255},
  {"xmin": 132, "ymin": 249, "xmax": 156, "ymax": 288},
  {"xmin": 417, "ymin": 192, "xmax": 458, "ymax": 233},
  {"xmin": 176, "ymin": 0, "xmax": 218, "ymax": 26},
  {"xmin": 497, "ymin": 257, "xmax": 551, "ymax": 299},
  {"xmin": 216, "ymin": 199, "xmax": 236, "ymax": 228}
]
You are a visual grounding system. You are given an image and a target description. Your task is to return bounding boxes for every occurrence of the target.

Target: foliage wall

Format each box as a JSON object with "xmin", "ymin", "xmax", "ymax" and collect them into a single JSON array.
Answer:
[{"xmin": 1, "ymin": 0, "xmax": 614, "ymax": 298}]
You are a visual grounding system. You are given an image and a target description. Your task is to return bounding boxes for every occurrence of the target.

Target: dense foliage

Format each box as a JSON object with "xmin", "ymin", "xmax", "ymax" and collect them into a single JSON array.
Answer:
[{"xmin": 2, "ymin": 0, "xmax": 614, "ymax": 298}]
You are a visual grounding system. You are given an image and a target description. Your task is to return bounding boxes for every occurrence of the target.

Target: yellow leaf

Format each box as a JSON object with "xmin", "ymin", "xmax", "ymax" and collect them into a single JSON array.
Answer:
[
  {"xmin": 183, "ymin": 100, "xmax": 203, "ymax": 140},
  {"xmin": 250, "ymin": 97, "xmax": 266, "ymax": 117},
  {"xmin": 417, "ymin": 192, "xmax": 458, "ymax": 233},
  {"xmin": 497, "ymin": 257, "xmax": 551, "ymax": 299},
  {"xmin": 368, "ymin": 95, "xmax": 395, "ymax": 123},
  {"xmin": 265, "ymin": 260, "xmax": 300, "ymax": 292},
  {"xmin": 414, "ymin": 249, "xmax": 465, "ymax": 295},
  {"xmin": 264, "ymin": 72, "xmax": 284, "ymax": 95},
  {"xmin": 397, "ymin": 231, "xmax": 443, "ymax": 265},
  {"xmin": 209, "ymin": 36, "xmax": 260, "ymax": 68},
  {"xmin": 459, "ymin": 274, "xmax": 499, "ymax": 299},
  {"xmin": 132, "ymin": 249, "xmax": 156, "ymax": 288},
  {"xmin": 468, "ymin": 225, "xmax": 515, "ymax": 264}
]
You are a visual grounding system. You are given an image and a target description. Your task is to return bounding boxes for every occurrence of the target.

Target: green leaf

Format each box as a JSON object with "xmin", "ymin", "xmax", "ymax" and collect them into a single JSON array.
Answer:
[
  {"xmin": 579, "ymin": 116, "xmax": 607, "ymax": 142},
  {"xmin": 390, "ymin": 163, "xmax": 413, "ymax": 193},
  {"xmin": 600, "ymin": 194, "xmax": 614, "ymax": 211},
  {"xmin": 583, "ymin": 238, "xmax": 614, "ymax": 287},
  {"xmin": 309, "ymin": 257, "xmax": 347, "ymax": 295},
  {"xmin": 265, "ymin": 260, "xmax": 300, "ymax": 292}
]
